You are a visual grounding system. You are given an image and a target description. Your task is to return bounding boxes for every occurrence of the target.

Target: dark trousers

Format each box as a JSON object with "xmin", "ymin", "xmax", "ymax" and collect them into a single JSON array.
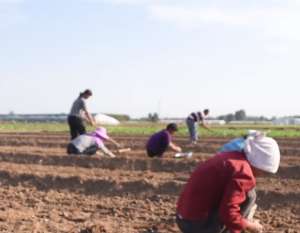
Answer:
[
  {"xmin": 68, "ymin": 115, "xmax": 86, "ymax": 140},
  {"xmin": 146, "ymin": 148, "xmax": 163, "ymax": 158},
  {"xmin": 67, "ymin": 143, "xmax": 80, "ymax": 154},
  {"xmin": 176, "ymin": 189, "xmax": 256, "ymax": 233},
  {"xmin": 67, "ymin": 143, "xmax": 98, "ymax": 156}
]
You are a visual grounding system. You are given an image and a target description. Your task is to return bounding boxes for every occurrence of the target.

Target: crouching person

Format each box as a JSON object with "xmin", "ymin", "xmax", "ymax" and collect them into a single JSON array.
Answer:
[
  {"xmin": 146, "ymin": 123, "xmax": 182, "ymax": 158},
  {"xmin": 219, "ymin": 130, "xmax": 263, "ymax": 153},
  {"xmin": 67, "ymin": 127, "xmax": 120, "ymax": 158},
  {"xmin": 176, "ymin": 134, "xmax": 280, "ymax": 233}
]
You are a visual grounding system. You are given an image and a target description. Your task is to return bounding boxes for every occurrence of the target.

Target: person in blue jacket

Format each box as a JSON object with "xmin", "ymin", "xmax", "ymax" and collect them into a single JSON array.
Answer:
[{"xmin": 219, "ymin": 130, "xmax": 264, "ymax": 153}]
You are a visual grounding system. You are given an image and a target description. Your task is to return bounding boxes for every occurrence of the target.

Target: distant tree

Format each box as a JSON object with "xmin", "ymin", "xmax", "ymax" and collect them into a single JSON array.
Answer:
[
  {"xmin": 271, "ymin": 116, "xmax": 277, "ymax": 121},
  {"xmin": 148, "ymin": 113, "xmax": 160, "ymax": 122},
  {"xmin": 259, "ymin": 116, "xmax": 266, "ymax": 121},
  {"xmin": 225, "ymin": 114, "xmax": 235, "ymax": 123},
  {"xmin": 217, "ymin": 115, "xmax": 225, "ymax": 121},
  {"xmin": 235, "ymin": 110, "xmax": 246, "ymax": 121}
]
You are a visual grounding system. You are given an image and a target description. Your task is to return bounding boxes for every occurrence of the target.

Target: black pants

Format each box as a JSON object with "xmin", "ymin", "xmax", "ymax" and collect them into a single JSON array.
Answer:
[
  {"xmin": 176, "ymin": 189, "xmax": 256, "ymax": 233},
  {"xmin": 146, "ymin": 147, "xmax": 164, "ymax": 158},
  {"xmin": 68, "ymin": 115, "xmax": 86, "ymax": 140},
  {"xmin": 67, "ymin": 143, "xmax": 80, "ymax": 154},
  {"xmin": 67, "ymin": 143, "xmax": 98, "ymax": 156},
  {"xmin": 147, "ymin": 151, "xmax": 163, "ymax": 158}
]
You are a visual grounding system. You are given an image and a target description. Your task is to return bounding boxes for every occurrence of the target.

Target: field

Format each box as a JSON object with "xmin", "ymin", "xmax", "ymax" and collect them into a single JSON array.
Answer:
[
  {"xmin": 0, "ymin": 123, "xmax": 299, "ymax": 232},
  {"xmin": 3, "ymin": 122, "xmax": 300, "ymax": 137}
]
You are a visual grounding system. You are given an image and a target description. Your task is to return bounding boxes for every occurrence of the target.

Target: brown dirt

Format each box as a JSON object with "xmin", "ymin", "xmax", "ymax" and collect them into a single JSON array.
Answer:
[{"xmin": 0, "ymin": 133, "xmax": 298, "ymax": 233}]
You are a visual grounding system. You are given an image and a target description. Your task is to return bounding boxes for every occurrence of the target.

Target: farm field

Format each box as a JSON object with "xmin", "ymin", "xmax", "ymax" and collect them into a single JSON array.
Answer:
[
  {"xmin": 0, "ymin": 131, "xmax": 299, "ymax": 232},
  {"xmin": 2, "ymin": 122, "xmax": 300, "ymax": 137}
]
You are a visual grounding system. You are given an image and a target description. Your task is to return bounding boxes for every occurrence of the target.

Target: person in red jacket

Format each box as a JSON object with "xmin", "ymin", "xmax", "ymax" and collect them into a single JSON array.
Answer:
[{"xmin": 176, "ymin": 134, "xmax": 280, "ymax": 233}]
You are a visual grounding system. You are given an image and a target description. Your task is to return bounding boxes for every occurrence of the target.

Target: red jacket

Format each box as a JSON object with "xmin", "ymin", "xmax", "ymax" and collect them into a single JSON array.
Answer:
[{"xmin": 177, "ymin": 152, "xmax": 255, "ymax": 233}]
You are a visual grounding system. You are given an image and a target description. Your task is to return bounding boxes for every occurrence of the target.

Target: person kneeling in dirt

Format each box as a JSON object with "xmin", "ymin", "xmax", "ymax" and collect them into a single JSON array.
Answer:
[
  {"xmin": 67, "ymin": 127, "xmax": 121, "ymax": 158},
  {"xmin": 146, "ymin": 123, "xmax": 182, "ymax": 158},
  {"xmin": 176, "ymin": 133, "xmax": 280, "ymax": 233}
]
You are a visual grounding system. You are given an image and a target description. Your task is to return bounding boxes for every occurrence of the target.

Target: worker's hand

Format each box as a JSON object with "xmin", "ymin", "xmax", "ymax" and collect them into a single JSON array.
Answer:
[
  {"xmin": 246, "ymin": 219, "xmax": 263, "ymax": 233},
  {"xmin": 176, "ymin": 146, "xmax": 182, "ymax": 153},
  {"xmin": 206, "ymin": 126, "xmax": 213, "ymax": 132},
  {"xmin": 89, "ymin": 120, "xmax": 96, "ymax": 127},
  {"xmin": 115, "ymin": 143, "xmax": 122, "ymax": 148}
]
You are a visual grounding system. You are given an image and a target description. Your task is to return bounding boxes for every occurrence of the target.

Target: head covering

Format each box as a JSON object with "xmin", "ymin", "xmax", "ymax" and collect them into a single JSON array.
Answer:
[
  {"xmin": 94, "ymin": 127, "xmax": 109, "ymax": 140},
  {"xmin": 247, "ymin": 130, "xmax": 266, "ymax": 138},
  {"xmin": 244, "ymin": 134, "xmax": 280, "ymax": 174}
]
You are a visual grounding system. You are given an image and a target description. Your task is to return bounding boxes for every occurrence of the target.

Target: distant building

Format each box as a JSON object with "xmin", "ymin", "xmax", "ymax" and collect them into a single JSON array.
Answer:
[
  {"xmin": 228, "ymin": 120, "xmax": 272, "ymax": 125},
  {"xmin": 0, "ymin": 113, "xmax": 129, "ymax": 123},
  {"xmin": 160, "ymin": 118, "xmax": 226, "ymax": 125},
  {"xmin": 273, "ymin": 117, "xmax": 300, "ymax": 125},
  {"xmin": 0, "ymin": 114, "xmax": 67, "ymax": 122},
  {"xmin": 206, "ymin": 120, "xmax": 226, "ymax": 125}
]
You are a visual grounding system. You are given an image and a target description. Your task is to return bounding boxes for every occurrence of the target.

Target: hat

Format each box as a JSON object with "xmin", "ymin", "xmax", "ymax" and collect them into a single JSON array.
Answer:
[
  {"xmin": 244, "ymin": 135, "xmax": 280, "ymax": 174},
  {"xmin": 95, "ymin": 127, "xmax": 109, "ymax": 140}
]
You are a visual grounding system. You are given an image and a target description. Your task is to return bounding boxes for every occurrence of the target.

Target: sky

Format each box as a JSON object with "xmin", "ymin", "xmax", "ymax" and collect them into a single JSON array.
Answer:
[{"xmin": 0, "ymin": 0, "xmax": 299, "ymax": 118}]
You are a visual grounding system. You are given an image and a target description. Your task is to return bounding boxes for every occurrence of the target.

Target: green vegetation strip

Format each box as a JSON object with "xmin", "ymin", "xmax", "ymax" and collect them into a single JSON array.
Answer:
[{"xmin": 1, "ymin": 122, "xmax": 300, "ymax": 138}]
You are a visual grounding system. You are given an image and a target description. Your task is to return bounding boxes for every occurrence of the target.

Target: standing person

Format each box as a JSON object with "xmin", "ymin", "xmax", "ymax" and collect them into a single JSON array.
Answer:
[
  {"xmin": 186, "ymin": 109, "xmax": 210, "ymax": 145},
  {"xmin": 67, "ymin": 127, "xmax": 121, "ymax": 158},
  {"xmin": 68, "ymin": 89, "xmax": 95, "ymax": 139},
  {"xmin": 176, "ymin": 134, "xmax": 280, "ymax": 233},
  {"xmin": 146, "ymin": 123, "xmax": 182, "ymax": 158}
]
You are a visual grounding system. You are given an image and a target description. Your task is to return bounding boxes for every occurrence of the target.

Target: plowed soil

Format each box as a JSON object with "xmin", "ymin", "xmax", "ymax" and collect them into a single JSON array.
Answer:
[{"xmin": 0, "ymin": 133, "xmax": 299, "ymax": 233}]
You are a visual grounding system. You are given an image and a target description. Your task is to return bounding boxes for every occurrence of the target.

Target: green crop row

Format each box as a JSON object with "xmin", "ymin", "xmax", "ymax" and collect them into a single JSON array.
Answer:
[{"xmin": 1, "ymin": 121, "xmax": 300, "ymax": 138}]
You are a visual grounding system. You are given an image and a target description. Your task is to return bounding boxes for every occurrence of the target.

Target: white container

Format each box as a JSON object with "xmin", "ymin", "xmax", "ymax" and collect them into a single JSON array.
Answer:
[{"xmin": 175, "ymin": 152, "xmax": 193, "ymax": 158}]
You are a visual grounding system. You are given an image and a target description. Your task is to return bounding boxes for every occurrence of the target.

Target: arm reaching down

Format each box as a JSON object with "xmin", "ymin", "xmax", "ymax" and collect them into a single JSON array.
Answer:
[
  {"xmin": 200, "ymin": 121, "xmax": 211, "ymax": 130},
  {"xmin": 99, "ymin": 144, "xmax": 116, "ymax": 158},
  {"xmin": 169, "ymin": 142, "xmax": 182, "ymax": 153},
  {"xmin": 107, "ymin": 137, "xmax": 121, "ymax": 148},
  {"xmin": 84, "ymin": 110, "xmax": 96, "ymax": 126},
  {"xmin": 81, "ymin": 99, "xmax": 96, "ymax": 126},
  {"xmin": 200, "ymin": 119, "xmax": 214, "ymax": 132},
  {"xmin": 219, "ymin": 170, "xmax": 256, "ymax": 233}
]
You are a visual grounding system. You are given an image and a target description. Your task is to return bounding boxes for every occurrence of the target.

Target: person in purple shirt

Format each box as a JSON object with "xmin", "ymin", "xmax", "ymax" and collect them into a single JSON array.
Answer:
[{"xmin": 146, "ymin": 123, "xmax": 182, "ymax": 158}]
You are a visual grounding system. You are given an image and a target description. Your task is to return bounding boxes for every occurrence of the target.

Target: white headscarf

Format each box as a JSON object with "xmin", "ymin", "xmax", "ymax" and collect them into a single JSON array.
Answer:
[{"xmin": 244, "ymin": 133, "xmax": 280, "ymax": 174}]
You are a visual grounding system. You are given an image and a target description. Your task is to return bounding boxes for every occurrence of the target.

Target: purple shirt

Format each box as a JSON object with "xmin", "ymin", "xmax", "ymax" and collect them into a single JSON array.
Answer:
[{"xmin": 146, "ymin": 130, "xmax": 171, "ymax": 156}]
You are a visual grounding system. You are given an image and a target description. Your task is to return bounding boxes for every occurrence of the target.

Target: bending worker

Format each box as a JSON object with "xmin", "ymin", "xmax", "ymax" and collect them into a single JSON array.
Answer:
[
  {"xmin": 68, "ymin": 89, "xmax": 95, "ymax": 139},
  {"xmin": 67, "ymin": 127, "xmax": 121, "ymax": 158},
  {"xmin": 176, "ymin": 133, "xmax": 280, "ymax": 233},
  {"xmin": 146, "ymin": 123, "xmax": 182, "ymax": 158},
  {"xmin": 186, "ymin": 109, "xmax": 210, "ymax": 145}
]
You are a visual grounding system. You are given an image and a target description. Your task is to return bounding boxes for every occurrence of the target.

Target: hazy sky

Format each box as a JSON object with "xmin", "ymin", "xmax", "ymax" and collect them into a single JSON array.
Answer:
[{"xmin": 1, "ymin": 0, "xmax": 299, "ymax": 118}]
